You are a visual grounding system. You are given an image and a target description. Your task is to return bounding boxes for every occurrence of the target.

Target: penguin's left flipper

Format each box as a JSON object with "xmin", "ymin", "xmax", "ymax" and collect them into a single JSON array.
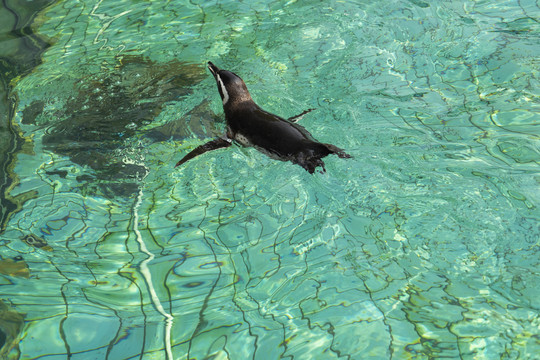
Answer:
[
  {"xmin": 175, "ymin": 137, "xmax": 232, "ymax": 167},
  {"xmin": 287, "ymin": 108, "xmax": 314, "ymax": 123}
]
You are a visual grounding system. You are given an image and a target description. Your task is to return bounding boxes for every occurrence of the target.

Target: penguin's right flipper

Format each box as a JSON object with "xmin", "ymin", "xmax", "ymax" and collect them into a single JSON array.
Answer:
[
  {"xmin": 175, "ymin": 137, "xmax": 232, "ymax": 167},
  {"xmin": 287, "ymin": 108, "xmax": 314, "ymax": 123}
]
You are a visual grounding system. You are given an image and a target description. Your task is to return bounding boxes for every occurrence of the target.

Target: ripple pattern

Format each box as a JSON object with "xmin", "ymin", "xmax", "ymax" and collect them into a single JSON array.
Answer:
[{"xmin": 0, "ymin": 0, "xmax": 538, "ymax": 359}]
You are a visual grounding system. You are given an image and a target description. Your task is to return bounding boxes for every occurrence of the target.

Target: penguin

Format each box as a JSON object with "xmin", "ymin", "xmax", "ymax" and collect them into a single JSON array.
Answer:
[{"xmin": 175, "ymin": 62, "xmax": 351, "ymax": 173}]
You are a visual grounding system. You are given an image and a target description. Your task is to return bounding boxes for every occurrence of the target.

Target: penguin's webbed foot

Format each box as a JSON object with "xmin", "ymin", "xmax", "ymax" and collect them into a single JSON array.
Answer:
[{"xmin": 296, "ymin": 154, "xmax": 326, "ymax": 174}]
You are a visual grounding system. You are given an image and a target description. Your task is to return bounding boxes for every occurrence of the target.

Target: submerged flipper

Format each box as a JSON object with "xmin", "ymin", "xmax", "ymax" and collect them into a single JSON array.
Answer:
[
  {"xmin": 175, "ymin": 137, "xmax": 232, "ymax": 167},
  {"xmin": 287, "ymin": 108, "xmax": 314, "ymax": 123}
]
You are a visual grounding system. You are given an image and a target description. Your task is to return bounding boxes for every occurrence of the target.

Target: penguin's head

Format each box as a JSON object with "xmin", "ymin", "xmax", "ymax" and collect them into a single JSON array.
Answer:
[{"xmin": 208, "ymin": 62, "xmax": 252, "ymax": 106}]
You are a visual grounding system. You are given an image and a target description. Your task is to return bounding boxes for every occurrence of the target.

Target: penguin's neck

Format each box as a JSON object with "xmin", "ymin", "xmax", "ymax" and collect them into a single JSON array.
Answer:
[{"xmin": 224, "ymin": 93, "xmax": 254, "ymax": 110}]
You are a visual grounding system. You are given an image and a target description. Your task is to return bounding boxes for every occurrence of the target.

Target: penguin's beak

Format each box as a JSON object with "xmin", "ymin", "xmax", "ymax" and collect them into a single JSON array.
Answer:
[{"xmin": 208, "ymin": 62, "xmax": 220, "ymax": 77}]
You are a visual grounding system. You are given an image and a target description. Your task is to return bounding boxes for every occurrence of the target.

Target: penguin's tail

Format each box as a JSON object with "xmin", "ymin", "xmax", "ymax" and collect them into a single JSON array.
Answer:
[{"xmin": 323, "ymin": 143, "xmax": 352, "ymax": 159}]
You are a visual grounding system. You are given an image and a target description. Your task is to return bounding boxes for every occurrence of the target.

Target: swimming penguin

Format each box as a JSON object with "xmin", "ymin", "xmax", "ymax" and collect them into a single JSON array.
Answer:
[{"xmin": 175, "ymin": 62, "xmax": 351, "ymax": 173}]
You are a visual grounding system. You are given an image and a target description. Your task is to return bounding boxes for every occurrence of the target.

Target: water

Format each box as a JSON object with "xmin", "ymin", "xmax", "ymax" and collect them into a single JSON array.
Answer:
[{"xmin": 0, "ymin": 0, "xmax": 538, "ymax": 359}]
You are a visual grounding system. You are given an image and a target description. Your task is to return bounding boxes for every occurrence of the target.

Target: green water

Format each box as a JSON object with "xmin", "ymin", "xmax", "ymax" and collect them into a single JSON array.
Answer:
[{"xmin": 0, "ymin": 0, "xmax": 538, "ymax": 359}]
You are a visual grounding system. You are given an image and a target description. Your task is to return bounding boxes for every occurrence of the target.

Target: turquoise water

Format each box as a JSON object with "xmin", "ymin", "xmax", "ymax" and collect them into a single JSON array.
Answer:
[{"xmin": 1, "ymin": 0, "xmax": 539, "ymax": 359}]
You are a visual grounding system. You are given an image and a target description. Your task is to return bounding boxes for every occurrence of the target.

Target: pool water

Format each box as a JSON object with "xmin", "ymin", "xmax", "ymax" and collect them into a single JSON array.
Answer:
[{"xmin": 1, "ymin": 0, "xmax": 538, "ymax": 359}]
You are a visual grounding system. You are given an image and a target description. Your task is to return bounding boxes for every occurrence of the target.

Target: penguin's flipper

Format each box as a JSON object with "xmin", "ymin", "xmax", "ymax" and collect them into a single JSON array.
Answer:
[
  {"xmin": 287, "ymin": 108, "xmax": 314, "ymax": 123},
  {"xmin": 175, "ymin": 137, "xmax": 232, "ymax": 167}
]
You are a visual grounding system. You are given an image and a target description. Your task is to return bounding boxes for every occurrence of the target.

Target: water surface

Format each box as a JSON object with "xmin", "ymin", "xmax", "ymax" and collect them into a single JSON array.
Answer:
[{"xmin": 0, "ymin": 0, "xmax": 538, "ymax": 359}]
